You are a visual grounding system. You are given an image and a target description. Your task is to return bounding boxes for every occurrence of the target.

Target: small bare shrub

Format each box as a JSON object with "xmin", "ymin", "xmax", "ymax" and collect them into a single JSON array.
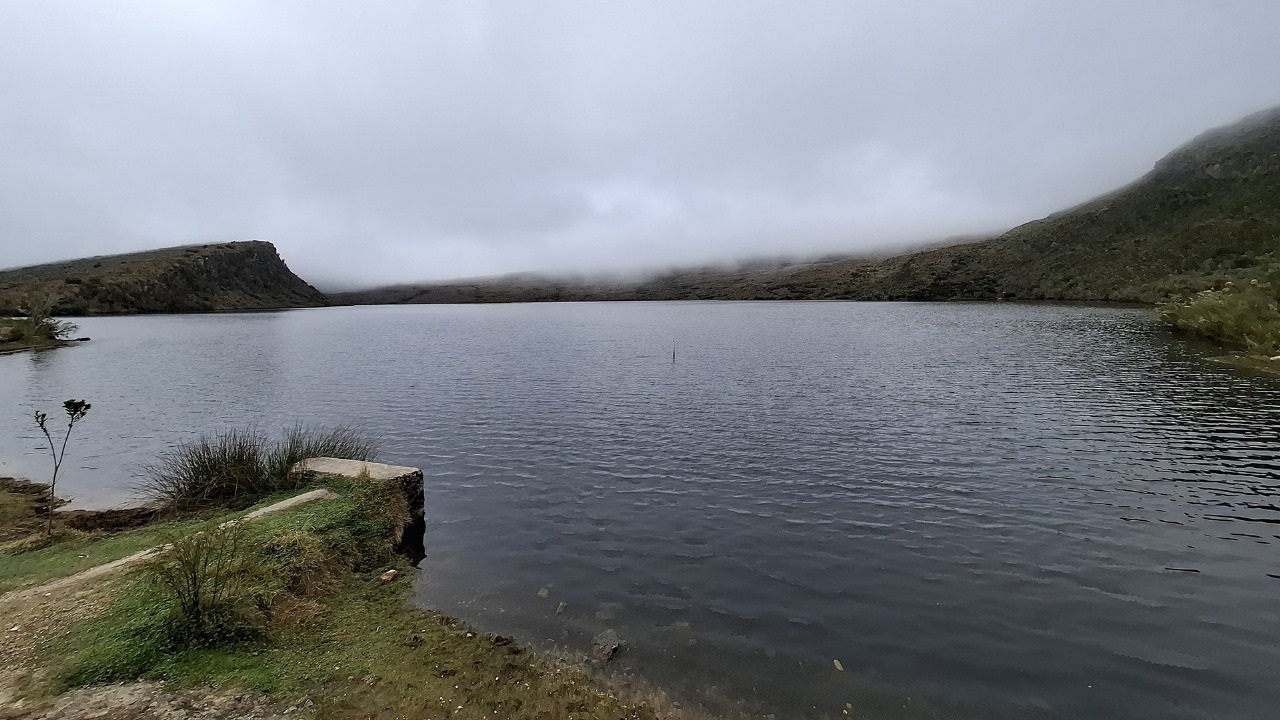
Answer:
[
  {"xmin": 17, "ymin": 295, "xmax": 78, "ymax": 340},
  {"xmin": 33, "ymin": 399, "xmax": 91, "ymax": 538}
]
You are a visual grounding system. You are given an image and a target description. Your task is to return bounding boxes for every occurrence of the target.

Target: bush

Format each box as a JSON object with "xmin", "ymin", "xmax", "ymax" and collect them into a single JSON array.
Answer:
[
  {"xmin": 1159, "ymin": 280, "xmax": 1280, "ymax": 353},
  {"xmin": 16, "ymin": 295, "xmax": 78, "ymax": 341},
  {"xmin": 148, "ymin": 522, "xmax": 266, "ymax": 643},
  {"xmin": 139, "ymin": 425, "xmax": 379, "ymax": 511}
]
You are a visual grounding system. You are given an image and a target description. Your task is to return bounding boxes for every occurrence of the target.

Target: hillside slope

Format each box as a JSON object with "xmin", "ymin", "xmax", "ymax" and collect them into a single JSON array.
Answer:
[
  {"xmin": 0, "ymin": 241, "xmax": 326, "ymax": 315},
  {"xmin": 333, "ymin": 105, "xmax": 1280, "ymax": 305}
]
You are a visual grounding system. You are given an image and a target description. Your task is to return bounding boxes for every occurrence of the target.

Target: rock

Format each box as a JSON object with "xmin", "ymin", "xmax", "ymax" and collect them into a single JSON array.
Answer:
[
  {"xmin": 379, "ymin": 569, "xmax": 399, "ymax": 582},
  {"xmin": 592, "ymin": 629, "xmax": 622, "ymax": 663},
  {"xmin": 833, "ymin": 659, "xmax": 845, "ymax": 672},
  {"xmin": 537, "ymin": 587, "xmax": 549, "ymax": 598},
  {"xmin": 555, "ymin": 602, "xmax": 567, "ymax": 615},
  {"xmin": 1270, "ymin": 355, "xmax": 1280, "ymax": 361}
]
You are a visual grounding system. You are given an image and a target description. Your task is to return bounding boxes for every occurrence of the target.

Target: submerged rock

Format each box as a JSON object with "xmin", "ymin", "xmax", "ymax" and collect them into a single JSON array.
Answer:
[{"xmin": 592, "ymin": 629, "xmax": 622, "ymax": 663}]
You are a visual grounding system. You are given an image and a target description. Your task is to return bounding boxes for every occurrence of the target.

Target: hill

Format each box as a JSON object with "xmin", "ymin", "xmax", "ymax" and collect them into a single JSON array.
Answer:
[
  {"xmin": 0, "ymin": 241, "xmax": 326, "ymax": 315},
  {"xmin": 332, "ymin": 105, "xmax": 1280, "ymax": 305}
]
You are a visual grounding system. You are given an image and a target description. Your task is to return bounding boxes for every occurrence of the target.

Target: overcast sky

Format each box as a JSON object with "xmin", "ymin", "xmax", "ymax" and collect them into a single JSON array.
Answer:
[{"xmin": 1, "ymin": 1, "xmax": 1278, "ymax": 288}]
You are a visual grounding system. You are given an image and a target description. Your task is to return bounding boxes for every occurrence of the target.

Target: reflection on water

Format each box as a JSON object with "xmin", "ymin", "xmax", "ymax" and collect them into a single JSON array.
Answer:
[{"xmin": 1, "ymin": 302, "xmax": 1278, "ymax": 720}]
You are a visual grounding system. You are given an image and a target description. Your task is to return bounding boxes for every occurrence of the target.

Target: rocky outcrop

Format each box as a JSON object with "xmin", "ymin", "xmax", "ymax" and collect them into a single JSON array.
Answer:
[{"xmin": 0, "ymin": 241, "xmax": 326, "ymax": 315}]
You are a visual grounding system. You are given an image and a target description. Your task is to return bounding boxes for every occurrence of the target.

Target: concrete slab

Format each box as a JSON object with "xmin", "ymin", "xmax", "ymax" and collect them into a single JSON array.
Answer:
[{"xmin": 291, "ymin": 457, "xmax": 422, "ymax": 482}]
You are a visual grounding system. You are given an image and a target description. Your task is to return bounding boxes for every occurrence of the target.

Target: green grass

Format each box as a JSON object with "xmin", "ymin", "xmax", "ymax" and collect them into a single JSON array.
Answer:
[
  {"xmin": 50, "ymin": 561, "xmax": 661, "ymax": 719},
  {"xmin": 0, "ymin": 490, "xmax": 299, "ymax": 595}
]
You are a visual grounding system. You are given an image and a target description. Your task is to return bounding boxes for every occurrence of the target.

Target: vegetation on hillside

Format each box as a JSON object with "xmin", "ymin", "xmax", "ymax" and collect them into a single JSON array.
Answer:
[
  {"xmin": 1159, "ymin": 280, "xmax": 1280, "ymax": 354},
  {"xmin": 0, "ymin": 241, "xmax": 325, "ymax": 316}
]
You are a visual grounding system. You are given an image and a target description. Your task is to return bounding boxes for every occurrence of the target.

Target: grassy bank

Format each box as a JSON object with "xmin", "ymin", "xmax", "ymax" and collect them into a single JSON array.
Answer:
[
  {"xmin": 1159, "ymin": 280, "xmax": 1280, "ymax": 374},
  {"xmin": 1, "ymin": 475, "xmax": 694, "ymax": 720}
]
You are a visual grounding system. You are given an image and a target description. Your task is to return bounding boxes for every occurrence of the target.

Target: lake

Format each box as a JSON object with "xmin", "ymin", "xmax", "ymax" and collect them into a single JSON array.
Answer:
[{"xmin": 1, "ymin": 302, "xmax": 1278, "ymax": 719}]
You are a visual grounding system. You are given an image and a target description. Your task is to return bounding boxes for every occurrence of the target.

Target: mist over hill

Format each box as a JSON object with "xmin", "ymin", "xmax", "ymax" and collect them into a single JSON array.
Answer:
[
  {"xmin": 331, "ymin": 105, "xmax": 1280, "ymax": 306},
  {"xmin": 4, "ymin": 107, "xmax": 1277, "ymax": 316}
]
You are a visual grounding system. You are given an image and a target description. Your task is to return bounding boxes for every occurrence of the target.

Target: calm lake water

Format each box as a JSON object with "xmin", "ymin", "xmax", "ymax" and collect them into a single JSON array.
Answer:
[{"xmin": 2, "ymin": 302, "xmax": 1278, "ymax": 719}]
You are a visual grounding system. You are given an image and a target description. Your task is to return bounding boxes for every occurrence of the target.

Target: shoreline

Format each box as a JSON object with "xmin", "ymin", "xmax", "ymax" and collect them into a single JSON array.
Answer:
[
  {"xmin": 1208, "ymin": 353, "xmax": 1280, "ymax": 376},
  {"xmin": 0, "ymin": 338, "xmax": 73, "ymax": 356},
  {"xmin": 0, "ymin": 465, "xmax": 731, "ymax": 720}
]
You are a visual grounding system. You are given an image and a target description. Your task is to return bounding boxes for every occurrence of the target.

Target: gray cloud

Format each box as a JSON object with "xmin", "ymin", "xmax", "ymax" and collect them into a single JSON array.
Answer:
[{"xmin": 2, "ymin": 1, "xmax": 1278, "ymax": 288}]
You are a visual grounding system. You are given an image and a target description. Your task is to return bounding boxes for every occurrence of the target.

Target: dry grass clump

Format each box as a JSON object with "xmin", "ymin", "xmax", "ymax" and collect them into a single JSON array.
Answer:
[
  {"xmin": 1160, "ymin": 279, "xmax": 1280, "ymax": 353},
  {"xmin": 139, "ymin": 425, "xmax": 379, "ymax": 511},
  {"xmin": 140, "ymin": 428, "xmax": 269, "ymax": 511},
  {"xmin": 264, "ymin": 424, "xmax": 380, "ymax": 490}
]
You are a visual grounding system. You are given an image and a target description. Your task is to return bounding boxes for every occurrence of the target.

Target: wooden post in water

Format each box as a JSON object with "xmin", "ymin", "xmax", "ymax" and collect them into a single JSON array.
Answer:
[{"xmin": 672, "ymin": 340, "xmax": 676, "ymax": 363}]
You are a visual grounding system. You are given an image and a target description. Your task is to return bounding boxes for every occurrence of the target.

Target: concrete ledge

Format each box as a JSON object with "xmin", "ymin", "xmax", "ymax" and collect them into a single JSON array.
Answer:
[{"xmin": 292, "ymin": 457, "xmax": 422, "ymax": 482}]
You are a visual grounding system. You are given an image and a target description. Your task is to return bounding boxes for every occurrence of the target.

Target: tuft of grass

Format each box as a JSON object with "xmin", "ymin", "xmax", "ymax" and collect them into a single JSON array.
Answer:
[
  {"xmin": 138, "ymin": 425, "xmax": 378, "ymax": 512},
  {"xmin": 264, "ymin": 423, "xmax": 380, "ymax": 492},
  {"xmin": 1159, "ymin": 279, "xmax": 1280, "ymax": 353},
  {"xmin": 139, "ymin": 428, "xmax": 267, "ymax": 512}
]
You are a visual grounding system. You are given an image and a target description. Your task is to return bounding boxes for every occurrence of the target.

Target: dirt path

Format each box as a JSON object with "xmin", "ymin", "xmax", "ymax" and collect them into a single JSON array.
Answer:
[{"xmin": 0, "ymin": 580, "xmax": 283, "ymax": 719}]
